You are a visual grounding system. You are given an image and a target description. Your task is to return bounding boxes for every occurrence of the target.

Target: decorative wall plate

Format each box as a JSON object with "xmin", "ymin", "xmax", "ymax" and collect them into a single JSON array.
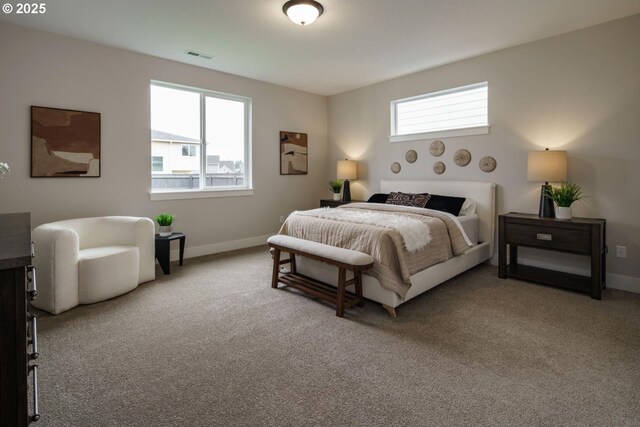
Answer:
[
  {"xmin": 391, "ymin": 162, "xmax": 401, "ymax": 174},
  {"xmin": 405, "ymin": 149, "xmax": 418, "ymax": 163},
  {"xmin": 454, "ymin": 149, "xmax": 471, "ymax": 166},
  {"xmin": 479, "ymin": 156, "xmax": 497, "ymax": 172},
  {"xmin": 429, "ymin": 140, "xmax": 445, "ymax": 157},
  {"xmin": 433, "ymin": 161, "xmax": 445, "ymax": 175}
]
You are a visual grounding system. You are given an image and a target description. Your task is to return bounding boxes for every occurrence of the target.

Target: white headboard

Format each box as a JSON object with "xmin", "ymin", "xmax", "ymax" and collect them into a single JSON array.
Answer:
[{"xmin": 380, "ymin": 180, "xmax": 497, "ymax": 256}]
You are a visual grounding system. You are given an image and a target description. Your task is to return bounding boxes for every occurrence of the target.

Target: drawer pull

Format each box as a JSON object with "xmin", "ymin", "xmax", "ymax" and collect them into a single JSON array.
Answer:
[
  {"xmin": 27, "ymin": 266, "xmax": 37, "ymax": 300},
  {"xmin": 28, "ymin": 314, "xmax": 39, "ymax": 360},
  {"xmin": 536, "ymin": 233, "xmax": 552, "ymax": 241},
  {"xmin": 29, "ymin": 364, "xmax": 40, "ymax": 423}
]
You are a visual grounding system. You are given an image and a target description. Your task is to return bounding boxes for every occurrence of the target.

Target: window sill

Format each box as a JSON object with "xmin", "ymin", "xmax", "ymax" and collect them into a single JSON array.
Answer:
[
  {"xmin": 150, "ymin": 188, "xmax": 254, "ymax": 201},
  {"xmin": 390, "ymin": 125, "xmax": 490, "ymax": 143}
]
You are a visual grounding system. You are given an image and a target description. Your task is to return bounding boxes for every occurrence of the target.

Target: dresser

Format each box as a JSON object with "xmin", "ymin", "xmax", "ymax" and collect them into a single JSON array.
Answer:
[
  {"xmin": 498, "ymin": 212, "xmax": 606, "ymax": 299},
  {"xmin": 0, "ymin": 213, "xmax": 39, "ymax": 425}
]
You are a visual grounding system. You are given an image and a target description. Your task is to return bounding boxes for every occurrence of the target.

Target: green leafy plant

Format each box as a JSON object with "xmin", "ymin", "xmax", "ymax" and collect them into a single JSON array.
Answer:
[
  {"xmin": 544, "ymin": 182, "xmax": 587, "ymax": 207},
  {"xmin": 329, "ymin": 179, "xmax": 343, "ymax": 193},
  {"xmin": 155, "ymin": 213, "xmax": 174, "ymax": 226}
]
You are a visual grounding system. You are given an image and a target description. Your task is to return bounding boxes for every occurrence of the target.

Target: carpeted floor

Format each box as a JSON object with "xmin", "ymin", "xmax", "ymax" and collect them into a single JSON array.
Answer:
[{"xmin": 34, "ymin": 246, "xmax": 640, "ymax": 426}]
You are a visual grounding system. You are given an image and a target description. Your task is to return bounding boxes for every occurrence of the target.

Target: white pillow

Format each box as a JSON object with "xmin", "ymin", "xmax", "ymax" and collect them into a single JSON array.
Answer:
[{"xmin": 459, "ymin": 198, "xmax": 477, "ymax": 216}]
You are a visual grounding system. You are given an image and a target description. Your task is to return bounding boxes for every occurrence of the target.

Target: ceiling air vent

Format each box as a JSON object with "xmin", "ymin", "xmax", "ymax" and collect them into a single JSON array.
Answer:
[{"xmin": 185, "ymin": 50, "xmax": 213, "ymax": 60}]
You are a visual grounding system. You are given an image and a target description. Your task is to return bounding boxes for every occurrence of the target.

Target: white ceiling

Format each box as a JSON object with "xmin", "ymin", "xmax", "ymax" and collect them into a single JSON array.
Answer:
[{"xmin": 2, "ymin": 0, "xmax": 639, "ymax": 95}]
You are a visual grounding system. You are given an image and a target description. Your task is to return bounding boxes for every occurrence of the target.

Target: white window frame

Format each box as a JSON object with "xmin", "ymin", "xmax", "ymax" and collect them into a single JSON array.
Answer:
[
  {"xmin": 150, "ymin": 81, "xmax": 253, "ymax": 200},
  {"xmin": 390, "ymin": 82, "xmax": 489, "ymax": 142}
]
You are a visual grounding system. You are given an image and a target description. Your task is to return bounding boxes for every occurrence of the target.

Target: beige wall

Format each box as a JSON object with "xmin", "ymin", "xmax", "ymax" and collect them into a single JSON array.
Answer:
[
  {"xmin": 0, "ymin": 22, "xmax": 328, "ymax": 254},
  {"xmin": 1, "ymin": 16, "xmax": 638, "ymax": 286},
  {"xmin": 328, "ymin": 15, "xmax": 640, "ymax": 283}
]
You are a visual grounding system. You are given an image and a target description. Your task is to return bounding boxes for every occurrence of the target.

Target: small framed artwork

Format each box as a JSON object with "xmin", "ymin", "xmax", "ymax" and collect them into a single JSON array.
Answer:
[
  {"xmin": 31, "ymin": 106, "xmax": 101, "ymax": 177},
  {"xmin": 280, "ymin": 131, "xmax": 308, "ymax": 175}
]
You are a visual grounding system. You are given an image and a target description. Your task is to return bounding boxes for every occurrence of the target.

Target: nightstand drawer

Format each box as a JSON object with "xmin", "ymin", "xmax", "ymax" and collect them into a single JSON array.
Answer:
[{"xmin": 505, "ymin": 223, "xmax": 591, "ymax": 254}]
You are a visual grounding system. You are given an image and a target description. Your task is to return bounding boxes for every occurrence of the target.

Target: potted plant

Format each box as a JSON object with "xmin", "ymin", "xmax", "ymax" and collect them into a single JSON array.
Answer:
[
  {"xmin": 155, "ymin": 213, "xmax": 174, "ymax": 236},
  {"xmin": 329, "ymin": 179, "xmax": 343, "ymax": 201},
  {"xmin": 544, "ymin": 181, "xmax": 587, "ymax": 220}
]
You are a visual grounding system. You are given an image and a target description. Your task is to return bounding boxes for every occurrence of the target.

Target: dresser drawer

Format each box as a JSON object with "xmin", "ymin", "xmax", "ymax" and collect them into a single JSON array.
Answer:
[{"xmin": 505, "ymin": 223, "xmax": 591, "ymax": 254}]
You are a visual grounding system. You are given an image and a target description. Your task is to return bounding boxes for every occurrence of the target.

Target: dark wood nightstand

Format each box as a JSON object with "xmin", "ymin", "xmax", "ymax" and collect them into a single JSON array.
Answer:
[
  {"xmin": 320, "ymin": 199, "xmax": 361, "ymax": 208},
  {"xmin": 498, "ymin": 213, "xmax": 606, "ymax": 299}
]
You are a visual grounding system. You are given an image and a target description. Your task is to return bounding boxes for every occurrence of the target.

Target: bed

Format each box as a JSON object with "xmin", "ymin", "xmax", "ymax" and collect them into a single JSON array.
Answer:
[{"xmin": 279, "ymin": 180, "xmax": 496, "ymax": 316}]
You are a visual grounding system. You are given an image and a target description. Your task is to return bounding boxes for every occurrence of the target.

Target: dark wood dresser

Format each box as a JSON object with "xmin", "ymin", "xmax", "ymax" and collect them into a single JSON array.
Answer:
[
  {"xmin": 498, "ymin": 212, "xmax": 606, "ymax": 299},
  {"xmin": 0, "ymin": 213, "xmax": 39, "ymax": 425}
]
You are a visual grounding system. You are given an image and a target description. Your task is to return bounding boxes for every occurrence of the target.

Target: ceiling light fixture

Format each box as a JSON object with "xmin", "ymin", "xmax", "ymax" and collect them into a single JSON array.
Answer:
[{"xmin": 283, "ymin": 0, "xmax": 324, "ymax": 26}]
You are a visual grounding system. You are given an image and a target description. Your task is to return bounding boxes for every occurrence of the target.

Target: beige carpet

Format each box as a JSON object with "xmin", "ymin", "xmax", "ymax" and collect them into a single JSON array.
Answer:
[{"xmin": 34, "ymin": 246, "xmax": 640, "ymax": 426}]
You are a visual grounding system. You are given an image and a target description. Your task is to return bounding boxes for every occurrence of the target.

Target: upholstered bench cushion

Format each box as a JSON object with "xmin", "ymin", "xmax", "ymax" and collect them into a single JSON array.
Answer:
[
  {"xmin": 267, "ymin": 235, "xmax": 374, "ymax": 266},
  {"xmin": 78, "ymin": 245, "xmax": 140, "ymax": 304}
]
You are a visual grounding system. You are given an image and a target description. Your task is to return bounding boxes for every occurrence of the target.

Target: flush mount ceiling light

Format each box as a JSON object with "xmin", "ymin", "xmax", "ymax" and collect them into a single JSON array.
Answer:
[{"xmin": 283, "ymin": 0, "xmax": 324, "ymax": 26}]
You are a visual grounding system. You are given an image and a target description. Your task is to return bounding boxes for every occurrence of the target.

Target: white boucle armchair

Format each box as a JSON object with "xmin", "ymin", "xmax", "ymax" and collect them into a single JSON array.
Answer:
[{"xmin": 32, "ymin": 216, "xmax": 156, "ymax": 314}]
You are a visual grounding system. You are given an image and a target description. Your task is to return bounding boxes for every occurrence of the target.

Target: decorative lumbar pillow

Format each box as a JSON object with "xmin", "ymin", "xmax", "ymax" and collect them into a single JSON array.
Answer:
[
  {"xmin": 425, "ymin": 194, "xmax": 466, "ymax": 216},
  {"xmin": 385, "ymin": 192, "xmax": 430, "ymax": 208},
  {"xmin": 367, "ymin": 193, "xmax": 390, "ymax": 204}
]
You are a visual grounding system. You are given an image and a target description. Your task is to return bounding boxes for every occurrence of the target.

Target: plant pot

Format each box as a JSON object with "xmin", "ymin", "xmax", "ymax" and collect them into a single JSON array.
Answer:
[
  {"xmin": 555, "ymin": 206, "xmax": 572, "ymax": 220},
  {"xmin": 159, "ymin": 225, "xmax": 172, "ymax": 237},
  {"xmin": 332, "ymin": 193, "xmax": 341, "ymax": 201}
]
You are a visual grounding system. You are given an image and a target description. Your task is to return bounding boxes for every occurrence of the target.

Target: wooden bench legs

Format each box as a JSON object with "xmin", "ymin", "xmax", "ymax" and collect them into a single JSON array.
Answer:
[{"xmin": 271, "ymin": 248, "xmax": 364, "ymax": 317}]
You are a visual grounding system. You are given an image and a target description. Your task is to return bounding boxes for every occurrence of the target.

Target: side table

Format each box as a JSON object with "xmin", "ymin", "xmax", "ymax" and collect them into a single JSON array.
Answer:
[
  {"xmin": 155, "ymin": 232, "xmax": 185, "ymax": 275},
  {"xmin": 498, "ymin": 213, "xmax": 606, "ymax": 299}
]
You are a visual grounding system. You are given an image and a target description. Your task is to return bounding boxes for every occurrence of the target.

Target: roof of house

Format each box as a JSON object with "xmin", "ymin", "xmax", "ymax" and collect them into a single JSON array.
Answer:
[{"xmin": 151, "ymin": 129, "xmax": 199, "ymax": 143}]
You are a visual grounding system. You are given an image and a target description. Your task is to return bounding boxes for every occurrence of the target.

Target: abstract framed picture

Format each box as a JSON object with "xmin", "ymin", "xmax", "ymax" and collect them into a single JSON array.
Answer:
[
  {"xmin": 31, "ymin": 106, "xmax": 101, "ymax": 177},
  {"xmin": 280, "ymin": 131, "xmax": 308, "ymax": 175}
]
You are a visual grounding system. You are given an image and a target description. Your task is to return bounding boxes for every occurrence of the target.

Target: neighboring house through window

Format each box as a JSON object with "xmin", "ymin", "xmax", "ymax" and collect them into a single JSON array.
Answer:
[{"xmin": 150, "ymin": 81, "xmax": 252, "ymax": 196}]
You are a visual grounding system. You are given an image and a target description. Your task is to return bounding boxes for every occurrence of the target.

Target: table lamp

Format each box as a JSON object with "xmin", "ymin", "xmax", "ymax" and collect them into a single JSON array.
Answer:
[
  {"xmin": 337, "ymin": 159, "xmax": 357, "ymax": 202},
  {"xmin": 527, "ymin": 149, "xmax": 567, "ymax": 218}
]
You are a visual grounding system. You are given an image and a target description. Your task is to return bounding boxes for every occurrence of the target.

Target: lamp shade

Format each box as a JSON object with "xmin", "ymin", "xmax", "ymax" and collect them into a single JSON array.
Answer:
[
  {"xmin": 283, "ymin": 0, "xmax": 324, "ymax": 26},
  {"xmin": 527, "ymin": 150, "xmax": 567, "ymax": 182},
  {"xmin": 337, "ymin": 160, "xmax": 357, "ymax": 180}
]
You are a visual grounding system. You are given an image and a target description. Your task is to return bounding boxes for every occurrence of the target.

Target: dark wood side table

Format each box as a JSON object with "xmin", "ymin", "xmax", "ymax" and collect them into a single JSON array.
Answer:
[
  {"xmin": 320, "ymin": 199, "xmax": 362, "ymax": 208},
  {"xmin": 498, "ymin": 213, "xmax": 606, "ymax": 299},
  {"xmin": 155, "ymin": 232, "xmax": 185, "ymax": 275}
]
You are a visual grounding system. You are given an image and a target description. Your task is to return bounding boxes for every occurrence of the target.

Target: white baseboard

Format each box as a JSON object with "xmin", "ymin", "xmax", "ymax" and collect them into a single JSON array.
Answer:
[
  {"xmin": 606, "ymin": 273, "xmax": 640, "ymax": 294},
  {"xmin": 169, "ymin": 234, "xmax": 271, "ymax": 261},
  {"xmin": 167, "ymin": 237, "xmax": 640, "ymax": 295}
]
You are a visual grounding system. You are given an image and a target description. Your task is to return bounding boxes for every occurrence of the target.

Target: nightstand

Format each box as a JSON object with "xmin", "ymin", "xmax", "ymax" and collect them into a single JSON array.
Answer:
[
  {"xmin": 320, "ymin": 199, "xmax": 361, "ymax": 208},
  {"xmin": 498, "ymin": 213, "xmax": 606, "ymax": 299}
]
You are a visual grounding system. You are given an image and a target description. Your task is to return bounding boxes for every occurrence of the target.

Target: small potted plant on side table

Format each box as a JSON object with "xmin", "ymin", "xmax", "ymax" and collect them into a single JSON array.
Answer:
[
  {"xmin": 329, "ymin": 179, "xmax": 343, "ymax": 201},
  {"xmin": 155, "ymin": 213, "xmax": 174, "ymax": 236},
  {"xmin": 545, "ymin": 181, "xmax": 587, "ymax": 220}
]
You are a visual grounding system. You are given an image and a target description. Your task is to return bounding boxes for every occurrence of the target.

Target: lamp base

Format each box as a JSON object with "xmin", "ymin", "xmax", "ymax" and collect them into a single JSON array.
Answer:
[
  {"xmin": 538, "ymin": 184, "xmax": 555, "ymax": 218},
  {"xmin": 342, "ymin": 180, "xmax": 351, "ymax": 202}
]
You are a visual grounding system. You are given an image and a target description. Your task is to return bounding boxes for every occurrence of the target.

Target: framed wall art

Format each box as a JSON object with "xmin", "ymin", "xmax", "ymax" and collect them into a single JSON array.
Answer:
[
  {"xmin": 31, "ymin": 106, "xmax": 101, "ymax": 177},
  {"xmin": 280, "ymin": 131, "xmax": 308, "ymax": 175}
]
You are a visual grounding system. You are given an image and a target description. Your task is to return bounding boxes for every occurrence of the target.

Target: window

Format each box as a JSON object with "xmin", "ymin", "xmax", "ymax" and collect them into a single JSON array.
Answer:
[
  {"xmin": 151, "ymin": 156, "xmax": 163, "ymax": 172},
  {"xmin": 390, "ymin": 82, "xmax": 488, "ymax": 141},
  {"xmin": 150, "ymin": 81, "xmax": 251, "ymax": 197},
  {"xmin": 181, "ymin": 145, "xmax": 197, "ymax": 157}
]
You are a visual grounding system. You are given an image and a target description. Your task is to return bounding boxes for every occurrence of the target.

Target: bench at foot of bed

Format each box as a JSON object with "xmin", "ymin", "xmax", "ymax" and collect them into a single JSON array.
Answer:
[{"xmin": 267, "ymin": 235, "xmax": 374, "ymax": 317}]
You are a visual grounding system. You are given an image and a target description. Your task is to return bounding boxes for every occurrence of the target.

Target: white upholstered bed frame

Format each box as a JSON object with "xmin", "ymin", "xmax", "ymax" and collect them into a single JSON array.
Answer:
[{"xmin": 296, "ymin": 180, "xmax": 496, "ymax": 314}]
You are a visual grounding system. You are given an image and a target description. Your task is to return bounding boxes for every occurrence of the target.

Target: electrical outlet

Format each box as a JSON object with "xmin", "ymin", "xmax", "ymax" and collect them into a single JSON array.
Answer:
[{"xmin": 615, "ymin": 246, "xmax": 627, "ymax": 258}]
